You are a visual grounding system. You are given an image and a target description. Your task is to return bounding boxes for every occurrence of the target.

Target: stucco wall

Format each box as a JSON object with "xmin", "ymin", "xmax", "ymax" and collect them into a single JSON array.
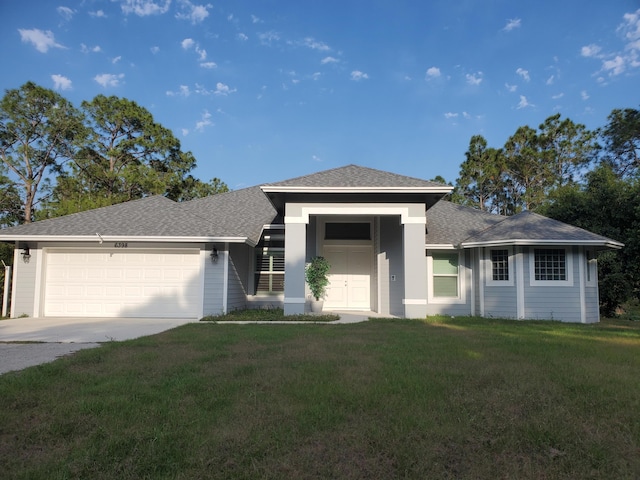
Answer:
[{"xmin": 378, "ymin": 216, "xmax": 404, "ymax": 317}]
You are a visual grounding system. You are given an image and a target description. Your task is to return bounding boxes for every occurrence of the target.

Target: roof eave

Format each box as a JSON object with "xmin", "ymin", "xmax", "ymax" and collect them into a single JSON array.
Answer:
[
  {"xmin": 260, "ymin": 186, "xmax": 453, "ymax": 194},
  {"xmin": 0, "ymin": 235, "xmax": 256, "ymax": 246},
  {"xmin": 459, "ymin": 239, "xmax": 624, "ymax": 249}
]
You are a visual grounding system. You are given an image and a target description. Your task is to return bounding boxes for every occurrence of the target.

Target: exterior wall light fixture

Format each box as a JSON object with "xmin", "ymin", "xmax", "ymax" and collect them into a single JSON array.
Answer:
[
  {"xmin": 211, "ymin": 246, "xmax": 219, "ymax": 263},
  {"xmin": 22, "ymin": 246, "xmax": 31, "ymax": 263}
]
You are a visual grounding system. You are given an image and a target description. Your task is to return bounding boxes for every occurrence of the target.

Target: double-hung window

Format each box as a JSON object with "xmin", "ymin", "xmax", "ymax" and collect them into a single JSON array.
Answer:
[{"xmin": 432, "ymin": 252, "xmax": 460, "ymax": 298}]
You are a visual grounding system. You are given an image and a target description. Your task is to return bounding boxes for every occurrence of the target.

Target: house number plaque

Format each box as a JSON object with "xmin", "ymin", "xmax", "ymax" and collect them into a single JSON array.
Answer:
[{"xmin": 114, "ymin": 242, "xmax": 128, "ymax": 248}]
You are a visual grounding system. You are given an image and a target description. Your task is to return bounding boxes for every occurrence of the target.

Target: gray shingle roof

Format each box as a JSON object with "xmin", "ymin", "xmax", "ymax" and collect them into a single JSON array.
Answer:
[
  {"xmin": 460, "ymin": 210, "xmax": 624, "ymax": 248},
  {"xmin": 0, "ymin": 196, "xmax": 214, "ymax": 238},
  {"xmin": 264, "ymin": 164, "xmax": 448, "ymax": 188},
  {"xmin": 425, "ymin": 200, "xmax": 503, "ymax": 245}
]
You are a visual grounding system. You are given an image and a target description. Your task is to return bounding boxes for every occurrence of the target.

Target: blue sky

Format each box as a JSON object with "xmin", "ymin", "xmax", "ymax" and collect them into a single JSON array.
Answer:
[{"xmin": 2, "ymin": 1, "xmax": 639, "ymax": 190}]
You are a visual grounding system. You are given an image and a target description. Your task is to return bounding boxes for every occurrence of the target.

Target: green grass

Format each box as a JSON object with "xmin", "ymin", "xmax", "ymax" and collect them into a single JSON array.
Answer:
[
  {"xmin": 1, "ymin": 317, "xmax": 640, "ymax": 479},
  {"xmin": 200, "ymin": 307, "xmax": 340, "ymax": 322}
]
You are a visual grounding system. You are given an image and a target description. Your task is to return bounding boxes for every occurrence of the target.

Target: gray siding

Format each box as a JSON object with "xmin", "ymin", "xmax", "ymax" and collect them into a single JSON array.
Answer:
[
  {"xmin": 378, "ymin": 216, "xmax": 404, "ymax": 317},
  {"xmin": 484, "ymin": 286, "xmax": 517, "ymax": 319},
  {"xmin": 203, "ymin": 246, "xmax": 225, "ymax": 316},
  {"xmin": 11, "ymin": 247, "xmax": 38, "ymax": 317},
  {"xmin": 522, "ymin": 247, "xmax": 582, "ymax": 322}
]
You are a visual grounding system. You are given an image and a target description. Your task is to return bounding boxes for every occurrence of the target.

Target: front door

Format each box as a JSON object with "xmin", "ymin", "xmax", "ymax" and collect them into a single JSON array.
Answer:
[{"xmin": 323, "ymin": 246, "xmax": 371, "ymax": 310}]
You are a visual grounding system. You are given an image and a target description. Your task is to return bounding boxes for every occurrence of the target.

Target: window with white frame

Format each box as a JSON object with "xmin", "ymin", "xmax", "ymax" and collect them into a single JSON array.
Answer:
[
  {"xmin": 432, "ymin": 252, "xmax": 459, "ymax": 297},
  {"xmin": 491, "ymin": 249, "xmax": 509, "ymax": 281},
  {"xmin": 530, "ymin": 248, "xmax": 573, "ymax": 286},
  {"xmin": 254, "ymin": 232, "xmax": 284, "ymax": 294},
  {"xmin": 487, "ymin": 248, "xmax": 514, "ymax": 286}
]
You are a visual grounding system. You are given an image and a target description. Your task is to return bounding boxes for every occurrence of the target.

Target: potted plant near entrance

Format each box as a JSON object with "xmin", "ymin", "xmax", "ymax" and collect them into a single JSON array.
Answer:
[{"xmin": 305, "ymin": 256, "xmax": 331, "ymax": 313}]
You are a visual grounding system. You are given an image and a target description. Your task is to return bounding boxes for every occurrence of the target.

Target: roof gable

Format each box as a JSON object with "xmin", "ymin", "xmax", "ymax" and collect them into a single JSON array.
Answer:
[{"xmin": 263, "ymin": 164, "xmax": 448, "ymax": 189}]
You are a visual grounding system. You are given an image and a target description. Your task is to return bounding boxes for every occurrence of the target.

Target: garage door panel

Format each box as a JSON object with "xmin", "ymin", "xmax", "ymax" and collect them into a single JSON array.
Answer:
[{"xmin": 44, "ymin": 249, "xmax": 202, "ymax": 318}]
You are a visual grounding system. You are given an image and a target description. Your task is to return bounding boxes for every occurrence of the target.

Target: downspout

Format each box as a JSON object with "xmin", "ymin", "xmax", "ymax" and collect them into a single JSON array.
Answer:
[{"xmin": 1, "ymin": 260, "xmax": 10, "ymax": 318}]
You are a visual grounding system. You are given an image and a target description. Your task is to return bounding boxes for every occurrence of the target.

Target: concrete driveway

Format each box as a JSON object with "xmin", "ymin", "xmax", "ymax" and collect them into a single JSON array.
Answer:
[{"xmin": 0, "ymin": 317, "xmax": 196, "ymax": 375}]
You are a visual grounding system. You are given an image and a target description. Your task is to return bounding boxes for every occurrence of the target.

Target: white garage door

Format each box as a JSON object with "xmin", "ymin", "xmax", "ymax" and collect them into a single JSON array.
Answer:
[{"xmin": 43, "ymin": 249, "xmax": 202, "ymax": 318}]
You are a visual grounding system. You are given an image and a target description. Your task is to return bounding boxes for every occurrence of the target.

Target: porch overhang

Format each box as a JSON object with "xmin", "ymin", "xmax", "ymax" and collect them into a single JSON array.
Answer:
[{"xmin": 260, "ymin": 186, "xmax": 452, "ymax": 214}]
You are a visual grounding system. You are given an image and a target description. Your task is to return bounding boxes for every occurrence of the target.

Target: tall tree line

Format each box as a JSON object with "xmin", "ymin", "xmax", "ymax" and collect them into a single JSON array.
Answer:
[
  {"xmin": 451, "ymin": 108, "xmax": 640, "ymax": 315},
  {"xmin": 0, "ymin": 81, "xmax": 228, "ymax": 226},
  {"xmin": 0, "ymin": 82, "xmax": 229, "ymax": 313}
]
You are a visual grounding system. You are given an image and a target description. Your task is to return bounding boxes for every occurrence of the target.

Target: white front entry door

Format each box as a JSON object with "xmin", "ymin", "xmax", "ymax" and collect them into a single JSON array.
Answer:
[{"xmin": 323, "ymin": 246, "xmax": 371, "ymax": 310}]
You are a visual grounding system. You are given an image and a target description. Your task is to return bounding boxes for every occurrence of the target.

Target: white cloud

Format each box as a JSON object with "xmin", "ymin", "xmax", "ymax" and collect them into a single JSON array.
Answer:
[
  {"xmin": 150, "ymin": 46, "xmax": 160, "ymax": 54},
  {"xmin": 181, "ymin": 128, "xmax": 189, "ymax": 136},
  {"xmin": 196, "ymin": 110, "xmax": 213, "ymax": 131},
  {"xmin": 581, "ymin": 10, "xmax": 640, "ymax": 77},
  {"xmin": 516, "ymin": 68, "xmax": 530, "ymax": 81},
  {"xmin": 214, "ymin": 82, "xmax": 237, "ymax": 95},
  {"xmin": 504, "ymin": 18, "xmax": 521, "ymax": 31},
  {"xmin": 166, "ymin": 85, "xmax": 191, "ymax": 96},
  {"xmin": 258, "ymin": 31, "xmax": 280, "ymax": 45},
  {"xmin": 51, "ymin": 74, "xmax": 72, "ymax": 90},
  {"xmin": 444, "ymin": 112, "xmax": 458, "ymax": 119},
  {"xmin": 57, "ymin": 6, "xmax": 75, "ymax": 21},
  {"xmin": 18, "ymin": 28, "xmax": 65, "ymax": 53},
  {"xmin": 301, "ymin": 37, "xmax": 330, "ymax": 51},
  {"xmin": 89, "ymin": 10, "xmax": 107, "ymax": 18},
  {"xmin": 312, "ymin": 72, "xmax": 321, "ymax": 80},
  {"xmin": 516, "ymin": 95, "xmax": 533, "ymax": 109},
  {"xmin": 425, "ymin": 66, "xmax": 441, "ymax": 79},
  {"xmin": 94, "ymin": 73, "xmax": 125, "ymax": 87},
  {"xmin": 581, "ymin": 90, "xmax": 590, "ymax": 100},
  {"xmin": 112, "ymin": 56, "xmax": 122, "ymax": 64},
  {"xmin": 351, "ymin": 70, "xmax": 369, "ymax": 81},
  {"xmin": 462, "ymin": 112, "xmax": 471, "ymax": 119},
  {"xmin": 176, "ymin": 0, "xmax": 211, "ymax": 24},
  {"xmin": 466, "ymin": 72, "xmax": 483, "ymax": 85},
  {"xmin": 321, "ymin": 56, "xmax": 339, "ymax": 64},
  {"xmin": 546, "ymin": 75, "xmax": 555, "ymax": 85},
  {"xmin": 552, "ymin": 92, "xmax": 564, "ymax": 99},
  {"xmin": 181, "ymin": 38, "xmax": 207, "ymax": 61},
  {"xmin": 238, "ymin": 33, "xmax": 248, "ymax": 41},
  {"xmin": 120, "ymin": 0, "xmax": 171, "ymax": 16},
  {"xmin": 312, "ymin": 155, "xmax": 322, "ymax": 162},
  {"xmin": 81, "ymin": 43, "xmax": 102, "ymax": 53},
  {"xmin": 602, "ymin": 55, "xmax": 626, "ymax": 75},
  {"xmin": 251, "ymin": 14, "xmax": 262, "ymax": 23},
  {"xmin": 619, "ymin": 9, "xmax": 640, "ymax": 47},
  {"xmin": 505, "ymin": 83, "xmax": 517, "ymax": 92},
  {"xmin": 581, "ymin": 44, "xmax": 602, "ymax": 58},
  {"xmin": 200, "ymin": 61, "xmax": 217, "ymax": 69}
]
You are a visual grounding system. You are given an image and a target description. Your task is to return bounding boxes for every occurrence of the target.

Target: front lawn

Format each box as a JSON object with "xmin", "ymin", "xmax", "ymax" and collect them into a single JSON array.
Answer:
[{"xmin": 1, "ymin": 317, "xmax": 639, "ymax": 479}]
